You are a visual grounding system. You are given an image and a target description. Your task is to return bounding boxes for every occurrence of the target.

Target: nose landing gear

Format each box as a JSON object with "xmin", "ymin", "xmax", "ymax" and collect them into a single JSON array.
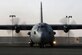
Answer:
[
  {"xmin": 39, "ymin": 43, "xmax": 45, "ymax": 48},
  {"xmin": 29, "ymin": 40, "xmax": 34, "ymax": 47}
]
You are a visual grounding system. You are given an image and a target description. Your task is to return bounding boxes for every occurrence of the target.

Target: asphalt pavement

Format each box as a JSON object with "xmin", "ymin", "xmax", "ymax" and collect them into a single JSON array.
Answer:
[{"xmin": 0, "ymin": 46, "xmax": 82, "ymax": 55}]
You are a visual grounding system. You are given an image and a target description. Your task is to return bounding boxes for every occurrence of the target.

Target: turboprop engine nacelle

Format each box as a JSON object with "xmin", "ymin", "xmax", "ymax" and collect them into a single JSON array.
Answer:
[
  {"xmin": 15, "ymin": 25, "xmax": 20, "ymax": 33},
  {"xmin": 63, "ymin": 25, "xmax": 69, "ymax": 33}
]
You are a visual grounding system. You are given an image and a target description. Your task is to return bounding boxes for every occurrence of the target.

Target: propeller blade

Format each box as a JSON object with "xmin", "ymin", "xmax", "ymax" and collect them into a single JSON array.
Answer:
[
  {"xmin": 11, "ymin": 17, "xmax": 20, "ymax": 25},
  {"xmin": 7, "ymin": 17, "xmax": 20, "ymax": 35},
  {"xmin": 14, "ymin": 22, "xmax": 27, "ymax": 37},
  {"xmin": 60, "ymin": 17, "xmax": 67, "ymax": 24},
  {"xmin": 58, "ymin": 17, "xmax": 76, "ymax": 37}
]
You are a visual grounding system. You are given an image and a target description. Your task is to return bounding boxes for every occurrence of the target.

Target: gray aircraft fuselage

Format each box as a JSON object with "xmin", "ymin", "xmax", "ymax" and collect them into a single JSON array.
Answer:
[{"xmin": 30, "ymin": 23, "xmax": 55, "ymax": 44}]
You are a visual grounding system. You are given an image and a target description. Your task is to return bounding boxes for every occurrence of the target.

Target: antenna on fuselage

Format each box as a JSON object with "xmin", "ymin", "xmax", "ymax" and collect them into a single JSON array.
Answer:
[{"xmin": 40, "ymin": 1, "xmax": 43, "ymax": 23}]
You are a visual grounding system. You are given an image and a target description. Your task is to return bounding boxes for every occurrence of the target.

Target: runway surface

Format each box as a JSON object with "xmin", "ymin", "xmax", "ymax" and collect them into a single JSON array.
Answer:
[
  {"xmin": 0, "ymin": 37, "xmax": 82, "ymax": 55},
  {"xmin": 0, "ymin": 46, "xmax": 82, "ymax": 55}
]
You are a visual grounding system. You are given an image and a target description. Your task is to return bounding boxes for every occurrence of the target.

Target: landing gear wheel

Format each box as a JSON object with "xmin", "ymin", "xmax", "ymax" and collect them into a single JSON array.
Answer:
[
  {"xmin": 39, "ymin": 43, "xmax": 44, "ymax": 48},
  {"xmin": 50, "ymin": 42, "xmax": 54, "ymax": 47},
  {"xmin": 29, "ymin": 40, "xmax": 34, "ymax": 47}
]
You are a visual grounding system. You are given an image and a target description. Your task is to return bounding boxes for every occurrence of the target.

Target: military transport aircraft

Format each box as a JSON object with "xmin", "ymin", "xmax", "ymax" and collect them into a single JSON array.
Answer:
[{"xmin": 0, "ymin": 2, "xmax": 82, "ymax": 47}]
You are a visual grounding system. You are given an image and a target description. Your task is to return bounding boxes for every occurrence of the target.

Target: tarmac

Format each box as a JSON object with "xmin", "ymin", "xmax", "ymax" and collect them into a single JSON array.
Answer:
[
  {"xmin": 0, "ymin": 46, "xmax": 82, "ymax": 55},
  {"xmin": 0, "ymin": 37, "xmax": 82, "ymax": 55}
]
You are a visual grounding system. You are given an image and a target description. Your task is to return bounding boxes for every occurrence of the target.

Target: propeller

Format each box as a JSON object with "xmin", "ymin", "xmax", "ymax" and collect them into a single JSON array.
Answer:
[
  {"xmin": 14, "ymin": 22, "xmax": 27, "ymax": 37},
  {"xmin": 59, "ymin": 17, "xmax": 80, "ymax": 43},
  {"xmin": 7, "ymin": 16, "xmax": 30, "ymax": 37},
  {"xmin": 59, "ymin": 16, "xmax": 76, "ymax": 37},
  {"xmin": 7, "ymin": 17, "xmax": 22, "ymax": 36}
]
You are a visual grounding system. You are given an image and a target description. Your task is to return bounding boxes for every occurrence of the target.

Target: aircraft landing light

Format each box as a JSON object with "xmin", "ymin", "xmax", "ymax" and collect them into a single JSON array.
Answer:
[{"xmin": 53, "ymin": 41, "xmax": 56, "ymax": 45}]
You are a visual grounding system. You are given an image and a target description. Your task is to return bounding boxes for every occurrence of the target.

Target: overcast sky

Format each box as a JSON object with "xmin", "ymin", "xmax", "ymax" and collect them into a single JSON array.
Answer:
[{"xmin": 0, "ymin": 0, "xmax": 82, "ymax": 37}]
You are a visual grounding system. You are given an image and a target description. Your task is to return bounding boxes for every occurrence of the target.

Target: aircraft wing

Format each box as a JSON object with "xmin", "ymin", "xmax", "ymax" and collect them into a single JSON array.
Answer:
[
  {"xmin": 0, "ymin": 24, "xmax": 82, "ymax": 33},
  {"xmin": 0, "ymin": 24, "xmax": 82, "ymax": 30},
  {"xmin": 50, "ymin": 24, "xmax": 82, "ymax": 33},
  {"xmin": 0, "ymin": 25, "xmax": 34, "ymax": 30},
  {"xmin": 50, "ymin": 24, "xmax": 82, "ymax": 30}
]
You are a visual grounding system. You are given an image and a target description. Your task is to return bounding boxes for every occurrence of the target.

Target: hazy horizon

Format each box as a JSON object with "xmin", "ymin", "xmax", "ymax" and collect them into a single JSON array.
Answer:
[{"xmin": 0, "ymin": 0, "xmax": 82, "ymax": 37}]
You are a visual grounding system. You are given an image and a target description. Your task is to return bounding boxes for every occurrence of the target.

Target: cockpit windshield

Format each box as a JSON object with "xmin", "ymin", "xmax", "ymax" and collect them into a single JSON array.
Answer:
[
  {"xmin": 37, "ymin": 24, "xmax": 48, "ymax": 31},
  {"xmin": 38, "ymin": 25, "xmax": 45, "ymax": 28}
]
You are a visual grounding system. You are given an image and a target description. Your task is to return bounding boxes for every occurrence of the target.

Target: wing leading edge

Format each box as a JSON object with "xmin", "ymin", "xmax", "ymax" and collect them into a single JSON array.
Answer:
[
  {"xmin": 50, "ymin": 24, "xmax": 82, "ymax": 30},
  {"xmin": 50, "ymin": 24, "xmax": 82, "ymax": 33},
  {"xmin": 0, "ymin": 24, "xmax": 82, "ymax": 31},
  {"xmin": 0, "ymin": 25, "xmax": 34, "ymax": 30}
]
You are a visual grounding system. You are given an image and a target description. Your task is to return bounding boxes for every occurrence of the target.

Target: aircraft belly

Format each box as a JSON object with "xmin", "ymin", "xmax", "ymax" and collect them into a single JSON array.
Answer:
[{"xmin": 41, "ymin": 36, "xmax": 53, "ymax": 43}]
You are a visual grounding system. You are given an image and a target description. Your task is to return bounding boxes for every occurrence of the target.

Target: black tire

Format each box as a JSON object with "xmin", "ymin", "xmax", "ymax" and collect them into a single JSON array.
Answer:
[
  {"xmin": 39, "ymin": 43, "xmax": 44, "ymax": 48},
  {"xmin": 50, "ymin": 42, "xmax": 54, "ymax": 47},
  {"xmin": 29, "ymin": 40, "xmax": 34, "ymax": 47}
]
